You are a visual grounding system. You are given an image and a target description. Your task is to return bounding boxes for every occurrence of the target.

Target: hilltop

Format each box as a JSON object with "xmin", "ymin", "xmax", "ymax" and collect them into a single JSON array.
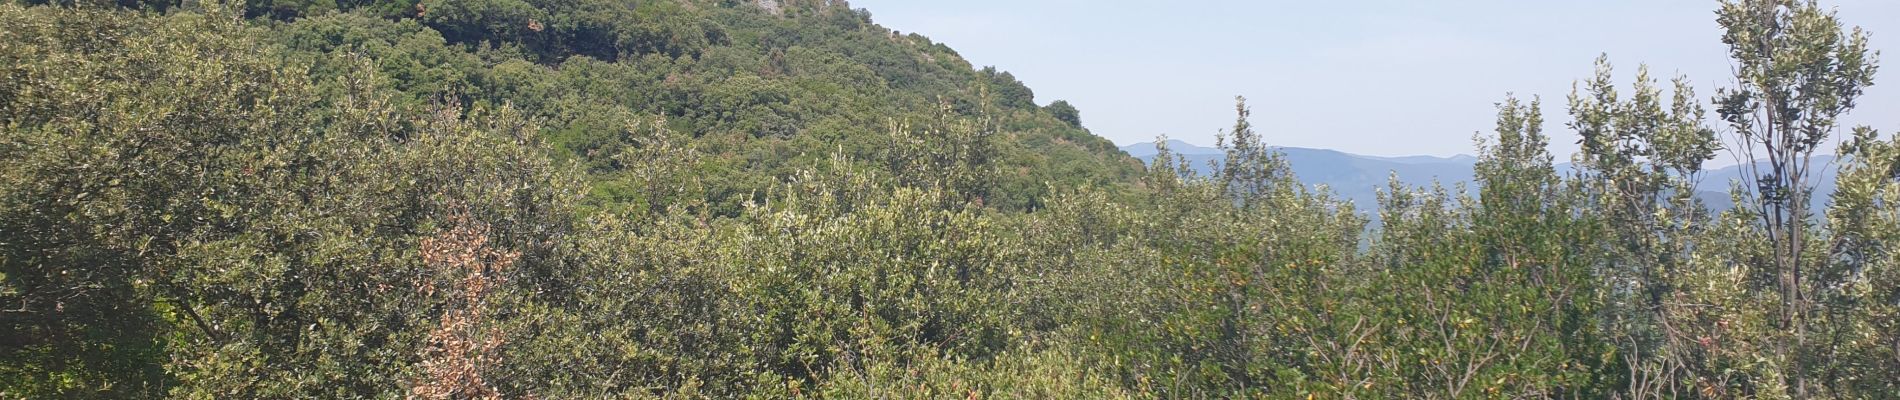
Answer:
[{"xmin": 256, "ymin": 0, "xmax": 1141, "ymax": 211}]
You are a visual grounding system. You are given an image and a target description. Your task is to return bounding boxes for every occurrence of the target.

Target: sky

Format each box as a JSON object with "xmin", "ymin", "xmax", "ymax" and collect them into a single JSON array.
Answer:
[{"xmin": 848, "ymin": 0, "xmax": 1899, "ymax": 161}]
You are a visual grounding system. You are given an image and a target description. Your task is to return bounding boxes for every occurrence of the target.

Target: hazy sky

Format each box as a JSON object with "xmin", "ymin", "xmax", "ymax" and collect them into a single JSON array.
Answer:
[{"xmin": 850, "ymin": 0, "xmax": 1898, "ymax": 160}]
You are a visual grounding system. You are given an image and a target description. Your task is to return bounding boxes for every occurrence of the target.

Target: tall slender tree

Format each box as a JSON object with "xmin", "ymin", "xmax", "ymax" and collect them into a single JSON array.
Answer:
[{"xmin": 1712, "ymin": 1, "xmax": 1877, "ymax": 396}]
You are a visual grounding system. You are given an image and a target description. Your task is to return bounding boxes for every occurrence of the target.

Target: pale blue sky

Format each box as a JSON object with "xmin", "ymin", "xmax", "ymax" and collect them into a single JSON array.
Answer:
[{"xmin": 850, "ymin": 0, "xmax": 1898, "ymax": 161}]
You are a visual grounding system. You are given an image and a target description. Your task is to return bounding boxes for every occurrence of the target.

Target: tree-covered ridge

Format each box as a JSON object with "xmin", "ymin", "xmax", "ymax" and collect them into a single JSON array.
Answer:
[
  {"xmin": 2, "ymin": 0, "xmax": 1898, "ymax": 399},
  {"xmin": 247, "ymin": 0, "xmax": 1137, "ymax": 212}
]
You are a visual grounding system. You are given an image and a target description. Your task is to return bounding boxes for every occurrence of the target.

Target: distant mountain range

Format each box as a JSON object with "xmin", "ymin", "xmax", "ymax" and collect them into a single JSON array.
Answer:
[{"xmin": 1120, "ymin": 140, "xmax": 1840, "ymax": 215}]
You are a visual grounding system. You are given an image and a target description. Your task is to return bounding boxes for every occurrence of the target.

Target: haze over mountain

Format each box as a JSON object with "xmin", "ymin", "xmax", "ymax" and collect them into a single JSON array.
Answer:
[
  {"xmin": 1123, "ymin": 140, "xmax": 1835, "ymax": 213},
  {"xmin": 854, "ymin": 0, "xmax": 1900, "ymax": 161},
  {"xmin": 1122, "ymin": 140, "xmax": 1475, "ymax": 211}
]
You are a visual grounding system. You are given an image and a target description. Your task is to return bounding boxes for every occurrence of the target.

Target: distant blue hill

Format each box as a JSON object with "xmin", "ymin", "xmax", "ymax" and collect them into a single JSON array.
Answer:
[
  {"xmin": 1120, "ymin": 140, "xmax": 1476, "ymax": 213},
  {"xmin": 1119, "ymin": 141, "xmax": 1838, "ymax": 216}
]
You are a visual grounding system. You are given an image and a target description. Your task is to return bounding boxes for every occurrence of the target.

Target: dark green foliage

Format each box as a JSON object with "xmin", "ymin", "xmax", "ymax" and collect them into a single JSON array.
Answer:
[
  {"xmin": 228, "ymin": 0, "xmax": 1140, "ymax": 214},
  {"xmin": 980, "ymin": 66, "xmax": 1036, "ymax": 110},
  {"xmin": 1045, "ymin": 100, "xmax": 1082, "ymax": 128},
  {"xmin": 0, "ymin": 3, "xmax": 580, "ymax": 397}
]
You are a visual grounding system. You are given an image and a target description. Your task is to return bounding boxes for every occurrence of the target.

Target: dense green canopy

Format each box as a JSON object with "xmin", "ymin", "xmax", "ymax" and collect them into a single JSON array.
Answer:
[{"xmin": 2, "ymin": 0, "xmax": 1896, "ymax": 398}]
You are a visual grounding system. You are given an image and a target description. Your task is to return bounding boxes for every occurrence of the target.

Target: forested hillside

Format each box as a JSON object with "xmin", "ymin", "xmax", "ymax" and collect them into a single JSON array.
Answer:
[
  {"xmin": 142, "ymin": 0, "xmax": 1138, "ymax": 212},
  {"xmin": 3, "ymin": 0, "xmax": 1898, "ymax": 398}
]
